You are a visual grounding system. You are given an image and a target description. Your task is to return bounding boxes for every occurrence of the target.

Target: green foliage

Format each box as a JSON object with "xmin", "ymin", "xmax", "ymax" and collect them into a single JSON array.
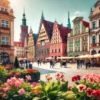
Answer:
[
  {"xmin": 14, "ymin": 56, "xmax": 19, "ymax": 68},
  {"xmin": 32, "ymin": 80, "xmax": 70, "ymax": 100}
]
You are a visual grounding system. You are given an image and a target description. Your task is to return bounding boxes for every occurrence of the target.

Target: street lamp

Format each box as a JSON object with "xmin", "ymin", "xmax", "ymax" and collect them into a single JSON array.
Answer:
[{"xmin": 25, "ymin": 47, "xmax": 29, "ymax": 69}]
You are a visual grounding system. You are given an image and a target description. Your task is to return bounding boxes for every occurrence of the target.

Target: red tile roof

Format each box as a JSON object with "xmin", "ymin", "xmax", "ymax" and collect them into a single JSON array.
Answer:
[
  {"xmin": 82, "ymin": 20, "xmax": 89, "ymax": 27},
  {"xmin": 58, "ymin": 25, "xmax": 71, "ymax": 43},
  {"xmin": 14, "ymin": 42, "xmax": 24, "ymax": 47},
  {"xmin": 43, "ymin": 20, "xmax": 54, "ymax": 39}
]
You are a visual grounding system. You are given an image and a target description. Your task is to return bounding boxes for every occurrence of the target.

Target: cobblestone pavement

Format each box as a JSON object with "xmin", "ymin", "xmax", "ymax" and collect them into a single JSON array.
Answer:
[{"xmin": 32, "ymin": 62, "xmax": 100, "ymax": 85}]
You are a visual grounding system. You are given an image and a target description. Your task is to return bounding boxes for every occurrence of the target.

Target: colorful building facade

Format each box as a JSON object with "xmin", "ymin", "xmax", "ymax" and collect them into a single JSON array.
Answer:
[
  {"xmin": 50, "ymin": 21, "xmax": 70, "ymax": 59},
  {"xmin": 27, "ymin": 28, "xmax": 38, "ymax": 61},
  {"xmin": 14, "ymin": 42, "xmax": 24, "ymax": 58},
  {"xmin": 0, "ymin": 0, "xmax": 14, "ymax": 63},
  {"xmin": 36, "ymin": 13, "xmax": 53, "ymax": 60},
  {"xmin": 89, "ymin": 0, "xmax": 100, "ymax": 55},
  {"xmin": 68, "ymin": 17, "xmax": 89, "ymax": 57}
]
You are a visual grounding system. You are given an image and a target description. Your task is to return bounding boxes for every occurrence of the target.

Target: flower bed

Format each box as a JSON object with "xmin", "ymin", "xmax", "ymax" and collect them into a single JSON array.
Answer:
[
  {"xmin": 0, "ymin": 66, "xmax": 40, "ymax": 83},
  {"xmin": 0, "ymin": 66, "xmax": 100, "ymax": 100}
]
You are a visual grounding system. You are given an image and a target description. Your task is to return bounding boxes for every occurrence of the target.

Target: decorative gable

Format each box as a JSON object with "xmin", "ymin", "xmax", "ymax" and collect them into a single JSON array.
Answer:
[
  {"xmin": 28, "ymin": 30, "xmax": 34, "ymax": 46},
  {"xmin": 51, "ymin": 22, "xmax": 61, "ymax": 44},
  {"xmin": 37, "ymin": 23, "xmax": 49, "ymax": 44}
]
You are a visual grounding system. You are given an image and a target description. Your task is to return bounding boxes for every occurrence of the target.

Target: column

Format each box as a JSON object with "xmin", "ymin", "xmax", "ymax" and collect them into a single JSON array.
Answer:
[
  {"xmin": 96, "ymin": 33, "xmax": 99, "ymax": 46},
  {"xmin": 80, "ymin": 37, "xmax": 82, "ymax": 52},
  {"xmin": 73, "ymin": 39, "xmax": 75, "ymax": 52},
  {"xmin": 87, "ymin": 35, "xmax": 90, "ymax": 52},
  {"xmin": 67, "ymin": 40, "xmax": 69, "ymax": 52}
]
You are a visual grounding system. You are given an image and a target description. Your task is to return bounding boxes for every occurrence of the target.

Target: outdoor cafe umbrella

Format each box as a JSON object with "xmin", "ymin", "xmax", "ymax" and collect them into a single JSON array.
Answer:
[
  {"xmin": 93, "ymin": 54, "xmax": 100, "ymax": 58},
  {"xmin": 57, "ymin": 56, "xmax": 75, "ymax": 59},
  {"xmin": 46, "ymin": 57, "xmax": 53, "ymax": 60}
]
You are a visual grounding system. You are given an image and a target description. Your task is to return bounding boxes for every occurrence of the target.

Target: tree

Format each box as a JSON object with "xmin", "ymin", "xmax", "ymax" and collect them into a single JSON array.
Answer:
[{"xmin": 14, "ymin": 56, "xmax": 19, "ymax": 68}]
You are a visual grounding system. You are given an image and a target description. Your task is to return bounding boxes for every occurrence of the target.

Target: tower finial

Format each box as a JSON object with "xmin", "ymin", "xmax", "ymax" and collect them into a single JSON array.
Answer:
[
  {"xmin": 67, "ymin": 11, "xmax": 71, "ymax": 29},
  {"xmin": 41, "ymin": 10, "xmax": 45, "ymax": 20},
  {"xmin": 22, "ymin": 7, "xmax": 27, "ymax": 26}
]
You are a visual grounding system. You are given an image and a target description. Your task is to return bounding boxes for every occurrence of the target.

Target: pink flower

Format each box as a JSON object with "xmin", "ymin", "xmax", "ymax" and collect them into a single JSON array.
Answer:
[
  {"xmin": 18, "ymin": 78, "xmax": 24, "ymax": 83},
  {"xmin": 26, "ymin": 75, "xmax": 31, "ymax": 81},
  {"xmin": 55, "ymin": 73, "xmax": 61, "ymax": 80},
  {"xmin": 72, "ymin": 75, "xmax": 81, "ymax": 82},
  {"xmin": 15, "ymin": 81, "xmax": 22, "ymax": 87},
  {"xmin": 18, "ymin": 88, "xmax": 25, "ymax": 95},
  {"xmin": 60, "ymin": 74, "xmax": 64, "ymax": 79},
  {"xmin": 86, "ymin": 88, "xmax": 93, "ymax": 97},
  {"xmin": 88, "ymin": 76, "xmax": 94, "ymax": 84},
  {"xmin": 33, "ymin": 82, "xmax": 40, "ymax": 87},
  {"xmin": 77, "ymin": 84, "xmax": 86, "ymax": 92},
  {"xmin": 2, "ymin": 93, "xmax": 7, "ymax": 98},
  {"xmin": 3, "ymin": 86, "xmax": 10, "ymax": 92}
]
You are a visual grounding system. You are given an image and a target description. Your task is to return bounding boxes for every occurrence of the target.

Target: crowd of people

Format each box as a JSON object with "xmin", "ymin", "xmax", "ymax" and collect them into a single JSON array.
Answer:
[
  {"xmin": 37, "ymin": 58, "xmax": 98, "ymax": 69},
  {"xmin": 76, "ymin": 59, "xmax": 97, "ymax": 69}
]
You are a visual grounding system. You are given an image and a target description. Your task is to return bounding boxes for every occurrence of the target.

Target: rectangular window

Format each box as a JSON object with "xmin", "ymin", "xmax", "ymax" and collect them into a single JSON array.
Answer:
[
  {"xmin": 2, "ymin": 20, "xmax": 5, "ymax": 27},
  {"xmin": 92, "ymin": 21, "xmax": 96, "ymax": 29},
  {"xmin": 5, "ymin": 21, "xmax": 9, "ymax": 28},
  {"xmin": 1, "ymin": 37, "xmax": 9, "ymax": 45},
  {"xmin": 92, "ymin": 36, "xmax": 96, "ymax": 44},
  {"xmin": 41, "ymin": 40, "xmax": 45, "ymax": 45}
]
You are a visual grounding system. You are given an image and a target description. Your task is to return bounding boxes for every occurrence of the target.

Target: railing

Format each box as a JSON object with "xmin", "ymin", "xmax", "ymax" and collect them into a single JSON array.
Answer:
[{"xmin": 91, "ymin": 43, "xmax": 97, "ymax": 47}]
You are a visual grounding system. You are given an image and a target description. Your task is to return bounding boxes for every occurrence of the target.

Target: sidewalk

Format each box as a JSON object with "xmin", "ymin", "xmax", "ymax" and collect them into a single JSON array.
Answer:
[{"xmin": 32, "ymin": 62, "xmax": 100, "ymax": 85}]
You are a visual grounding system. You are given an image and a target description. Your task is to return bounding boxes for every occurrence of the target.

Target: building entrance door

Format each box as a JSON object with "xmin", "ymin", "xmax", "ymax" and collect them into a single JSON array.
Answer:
[{"xmin": 0, "ymin": 52, "xmax": 10, "ymax": 65}]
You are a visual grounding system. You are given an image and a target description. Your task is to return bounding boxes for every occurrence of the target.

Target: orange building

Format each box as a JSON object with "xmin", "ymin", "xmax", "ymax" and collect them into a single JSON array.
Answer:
[
  {"xmin": 27, "ymin": 28, "xmax": 38, "ymax": 61},
  {"xmin": 0, "ymin": 0, "xmax": 14, "ymax": 64}
]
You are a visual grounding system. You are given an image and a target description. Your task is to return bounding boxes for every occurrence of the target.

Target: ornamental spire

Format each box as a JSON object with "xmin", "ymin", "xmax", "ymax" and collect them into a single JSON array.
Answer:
[
  {"xmin": 22, "ymin": 7, "xmax": 27, "ymax": 26},
  {"xmin": 41, "ymin": 10, "xmax": 45, "ymax": 21},
  {"xmin": 67, "ymin": 11, "xmax": 71, "ymax": 29}
]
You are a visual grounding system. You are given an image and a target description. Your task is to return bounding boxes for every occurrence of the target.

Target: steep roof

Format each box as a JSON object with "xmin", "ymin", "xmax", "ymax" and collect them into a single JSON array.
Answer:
[
  {"xmin": 58, "ymin": 25, "xmax": 71, "ymax": 43},
  {"xmin": 32, "ymin": 34, "xmax": 38, "ymax": 45},
  {"xmin": 43, "ymin": 20, "xmax": 54, "ymax": 40},
  {"xmin": 82, "ymin": 20, "xmax": 89, "ymax": 27}
]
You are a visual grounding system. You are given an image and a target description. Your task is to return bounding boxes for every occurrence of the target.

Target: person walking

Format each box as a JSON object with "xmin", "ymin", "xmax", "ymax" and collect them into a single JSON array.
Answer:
[
  {"xmin": 85, "ymin": 59, "xmax": 88, "ymax": 69},
  {"xmin": 50, "ymin": 60, "xmax": 53, "ymax": 68},
  {"xmin": 77, "ymin": 59, "xmax": 80, "ymax": 69}
]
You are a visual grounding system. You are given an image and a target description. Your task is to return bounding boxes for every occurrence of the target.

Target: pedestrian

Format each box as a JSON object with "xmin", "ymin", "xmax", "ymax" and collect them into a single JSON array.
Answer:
[
  {"xmin": 80, "ymin": 59, "xmax": 83, "ymax": 68},
  {"xmin": 85, "ymin": 59, "xmax": 88, "ymax": 69},
  {"xmin": 50, "ymin": 60, "xmax": 53, "ymax": 68},
  {"xmin": 77, "ymin": 59, "xmax": 80, "ymax": 69}
]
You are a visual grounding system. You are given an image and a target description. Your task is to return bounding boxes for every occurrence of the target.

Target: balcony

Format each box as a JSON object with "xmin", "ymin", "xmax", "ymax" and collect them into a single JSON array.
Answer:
[
  {"xmin": 91, "ymin": 43, "xmax": 97, "ymax": 47},
  {"xmin": 0, "ymin": 11, "xmax": 9, "ymax": 15},
  {"xmin": 90, "ymin": 27, "xmax": 100, "ymax": 33},
  {"xmin": 0, "ymin": 45, "xmax": 10, "ymax": 48}
]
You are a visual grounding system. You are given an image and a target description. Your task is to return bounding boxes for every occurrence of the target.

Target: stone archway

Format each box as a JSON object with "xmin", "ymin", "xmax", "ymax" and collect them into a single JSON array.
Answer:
[
  {"xmin": 0, "ymin": 52, "xmax": 10, "ymax": 64},
  {"xmin": 91, "ymin": 50, "xmax": 97, "ymax": 55},
  {"xmin": 98, "ymin": 50, "xmax": 100, "ymax": 54}
]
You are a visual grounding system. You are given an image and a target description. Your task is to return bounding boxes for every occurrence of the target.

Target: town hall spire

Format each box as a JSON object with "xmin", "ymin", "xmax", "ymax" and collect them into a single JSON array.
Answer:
[{"xmin": 67, "ymin": 11, "xmax": 71, "ymax": 29}]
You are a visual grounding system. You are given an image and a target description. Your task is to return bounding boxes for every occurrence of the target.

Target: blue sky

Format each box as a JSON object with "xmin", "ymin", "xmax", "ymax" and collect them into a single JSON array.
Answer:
[{"xmin": 9, "ymin": 0, "xmax": 97, "ymax": 41}]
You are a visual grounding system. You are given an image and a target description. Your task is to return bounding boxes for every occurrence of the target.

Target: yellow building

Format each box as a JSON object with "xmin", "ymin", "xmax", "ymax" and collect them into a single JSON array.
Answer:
[{"xmin": 0, "ymin": 0, "xmax": 14, "ymax": 64}]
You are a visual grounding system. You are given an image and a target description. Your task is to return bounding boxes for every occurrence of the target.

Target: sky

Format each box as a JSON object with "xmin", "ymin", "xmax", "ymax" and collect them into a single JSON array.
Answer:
[{"xmin": 9, "ymin": 0, "xmax": 97, "ymax": 41}]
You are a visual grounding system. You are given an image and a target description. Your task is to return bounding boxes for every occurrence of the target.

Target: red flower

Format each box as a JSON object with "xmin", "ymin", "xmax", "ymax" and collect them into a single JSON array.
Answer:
[
  {"xmin": 86, "ymin": 88, "xmax": 93, "ymax": 97},
  {"xmin": 72, "ymin": 75, "xmax": 81, "ymax": 82},
  {"xmin": 92, "ymin": 90, "xmax": 100, "ymax": 99}
]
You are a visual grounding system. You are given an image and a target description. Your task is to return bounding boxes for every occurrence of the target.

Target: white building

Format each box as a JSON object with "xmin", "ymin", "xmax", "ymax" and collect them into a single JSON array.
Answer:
[
  {"xmin": 89, "ymin": 0, "xmax": 100, "ymax": 55},
  {"xmin": 14, "ymin": 42, "xmax": 24, "ymax": 59}
]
